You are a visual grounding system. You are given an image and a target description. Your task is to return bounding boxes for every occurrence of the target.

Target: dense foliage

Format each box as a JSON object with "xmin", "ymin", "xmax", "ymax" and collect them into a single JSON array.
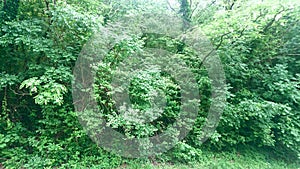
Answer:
[{"xmin": 0, "ymin": 0, "xmax": 299, "ymax": 168}]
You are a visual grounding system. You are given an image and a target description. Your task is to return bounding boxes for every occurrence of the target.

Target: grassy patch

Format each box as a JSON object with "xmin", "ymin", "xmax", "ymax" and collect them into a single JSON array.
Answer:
[{"xmin": 118, "ymin": 149, "xmax": 300, "ymax": 169}]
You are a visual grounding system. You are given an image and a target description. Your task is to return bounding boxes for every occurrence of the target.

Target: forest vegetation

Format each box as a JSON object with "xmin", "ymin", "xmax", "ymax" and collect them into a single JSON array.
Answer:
[{"xmin": 0, "ymin": 0, "xmax": 299, "ymax": 168}]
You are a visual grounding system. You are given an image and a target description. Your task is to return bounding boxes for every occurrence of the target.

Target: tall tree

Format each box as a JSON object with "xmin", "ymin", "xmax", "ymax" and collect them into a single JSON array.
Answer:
[{"xmin": 179, "ymin": 0, "xmax": 192, "ymax": 30}]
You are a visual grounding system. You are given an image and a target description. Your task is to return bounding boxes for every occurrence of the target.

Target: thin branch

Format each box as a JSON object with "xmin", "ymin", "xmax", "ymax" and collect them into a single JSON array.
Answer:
[
  {"xmin": 9, "ymin": 86, "xmax": 30, "ymax": 96},
  {"xmin": 192, "ymin": 0, "xmax": 216, "ymax": 19},
  {"xmin": 229, "ymin": 12, "xmax": 264, "ymax": 45},
  {"xmin": 166, "ymin": 0, "xmax": 176, "ymax": 13},
  {"xmin": 191, "ymin": 1, "xmax": 201, "ymax": 17},
  {"xmin": 44, "ymin": 0, "xmax": 50, "ymax": 12},
  {"xmin": 199, "ymin": 32, "xmax": 231, "ymax": 68},
  {"xmin": 230, "ymin": 25, "xmax": 248, "ymax": 46},
  {"xmin": 228, "ymin": 0, "xmax": 237, "ymax": 10},
  {"xmin": 216, "ymin": 32, "xmax": 232, "ymax": 50},
  {"xmin": 262, "ymin": 8, "xmax": 286, "ymax": 33},
  {"xmin": 253, "ymin": 12, "xmax": 264, "ymax": 22}
]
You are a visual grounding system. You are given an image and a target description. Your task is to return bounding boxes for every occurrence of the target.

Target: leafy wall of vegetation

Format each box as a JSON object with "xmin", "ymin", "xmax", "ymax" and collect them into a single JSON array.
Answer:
[{"xmin": 0, "ymin": 0, "xmax": 299, "ymax": 168}]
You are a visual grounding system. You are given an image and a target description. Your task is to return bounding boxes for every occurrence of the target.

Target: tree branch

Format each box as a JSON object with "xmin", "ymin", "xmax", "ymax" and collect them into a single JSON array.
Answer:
[
  {"xmin": 191, "ymin": 0, "xmax": 216, "ymax": 19},
  {"xmin": 228, "ymin": 0, "xmax": 237, "ymax": 10},
  {"xmin": 44, "ymin": 0, "xmax": 50, "ymax": 12},
  {"xmin": 199, "ymin": 32, "xmax": 231, "ymax": 68},
  {"xmin": 166, "ymin": 0, "xmax": 176, "ymax": 13},
  {"xmin": 9, "ymin": 86, "xmax": 30, "ymax": 96},
  {"xmin": 262, "ymin": 8, "xmax": 286, "ymax": 33},
  {"xmin": 191, "ymin": 1, "xmax": 201, "ymax": 17},
  {"xmin": 287, "ymin": 54, "xmax": 300, "ymax": 56},
  {"xmin": 216, "ymin": 32, "xmax": 232, "ymax": 50}
]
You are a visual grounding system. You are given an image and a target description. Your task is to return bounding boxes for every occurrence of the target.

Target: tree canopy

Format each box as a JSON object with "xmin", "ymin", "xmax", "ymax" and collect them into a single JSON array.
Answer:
[{"xmin": 0, "ymin": 0, "xmax": 299, "ymax": 168}]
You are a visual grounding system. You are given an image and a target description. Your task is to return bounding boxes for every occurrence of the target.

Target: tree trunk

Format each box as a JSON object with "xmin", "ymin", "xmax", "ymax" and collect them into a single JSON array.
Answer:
[{"xmin": 179, "ymin": 0, "xmax": 192, "ymax": 31}]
